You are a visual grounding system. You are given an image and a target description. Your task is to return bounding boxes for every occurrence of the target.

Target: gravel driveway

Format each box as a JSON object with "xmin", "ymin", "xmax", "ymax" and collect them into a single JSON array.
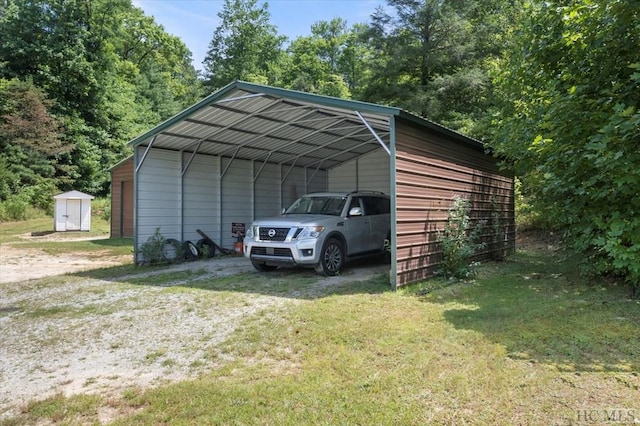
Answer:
[{"xmin": 0, "ymin": 254, "xmax": 387, "ymax": 420}]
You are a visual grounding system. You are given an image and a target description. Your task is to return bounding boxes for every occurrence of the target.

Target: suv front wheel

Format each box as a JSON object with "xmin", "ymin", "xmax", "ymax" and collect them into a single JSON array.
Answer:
[{"xmin": 315, "ymin": 238, "xmax": 344, "ymax": 276}]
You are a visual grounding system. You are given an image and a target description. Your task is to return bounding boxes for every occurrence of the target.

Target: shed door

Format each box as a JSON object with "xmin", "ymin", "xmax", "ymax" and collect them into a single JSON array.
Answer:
[
  {"xmin": 66, "ymin": 199, "xmax": 82, "ymax": 231},
  {"xmin": 121, "ymin": 180, "xmax": 134, "ymax": 237}
]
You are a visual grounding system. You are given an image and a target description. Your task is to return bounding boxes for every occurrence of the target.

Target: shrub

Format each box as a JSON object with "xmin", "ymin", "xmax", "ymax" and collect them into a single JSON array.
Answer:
[
  {"xmin": 489, "ymin": 196, "xmax": 507, "ymax": 261},
  {"xmin": 0, "ymin": 191, "xmax": 31, "ymax": 221},
  {"xmin": 139, "ymin": 228, "xmax": 185, "ymax": 265},
  {"xmin": 92, "ymin": 197, "xmax": 111, "ymax": 222},
  {"xmin": 437, "ymin": 196, "xmax": 484, "ymax": 280},
  {"xmin": 139, "ymin": 228, "xmax": 168, "ymax": 265}
]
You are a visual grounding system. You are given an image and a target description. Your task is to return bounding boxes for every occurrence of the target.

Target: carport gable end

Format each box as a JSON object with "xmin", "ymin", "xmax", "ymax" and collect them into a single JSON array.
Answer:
[{"xmin": 128, "ymin": 80, "xmax": 514, "ymax": 289}]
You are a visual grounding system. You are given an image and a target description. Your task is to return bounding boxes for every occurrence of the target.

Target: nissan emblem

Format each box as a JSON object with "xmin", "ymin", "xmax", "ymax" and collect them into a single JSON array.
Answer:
[{"xmin": 268, "ymin": 229, "xmax": 276, "ymax": 238}]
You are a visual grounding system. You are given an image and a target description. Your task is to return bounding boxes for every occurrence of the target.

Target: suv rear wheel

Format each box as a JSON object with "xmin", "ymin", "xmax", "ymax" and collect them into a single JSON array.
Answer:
[{"xmin": 315, "ymin": 238, "xmax": 344, "ymax": 276}]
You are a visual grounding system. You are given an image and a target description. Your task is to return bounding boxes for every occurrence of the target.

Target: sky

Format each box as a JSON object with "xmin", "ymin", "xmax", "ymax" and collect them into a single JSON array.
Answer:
[{"xmin": 133, "ymin": 0, "xmax": 386, "ymax": 71}]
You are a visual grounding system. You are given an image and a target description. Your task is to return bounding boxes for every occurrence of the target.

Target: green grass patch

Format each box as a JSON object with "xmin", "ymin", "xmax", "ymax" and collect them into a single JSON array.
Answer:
[
  {"xmin": 16, "ymin": 237, "xmax": 133, "ymax": 257},
  {"xmin": 0, "ymin": 216, "xmax": 112, "ymax": 245},
  {"xmin": 123, "ymin": 268, "xmax": 210, "ymax": 287},
  {"xmin": 0, "ymin": 216, "xmax": 52, "ymax": 245},
  {"xmin": 4, "ymin": 243, "xmax": 639, "ymax": 425},
  {"xmin": 421, "ymin": 250, "xmax": 640, "ymax": 372},
  {"xmin": 110, "ymin": 250, "xmax": 640, "ymax": 425},
  {"xmin": 9, "ymin": 393, "xmax": 103, "ymax": 425}
]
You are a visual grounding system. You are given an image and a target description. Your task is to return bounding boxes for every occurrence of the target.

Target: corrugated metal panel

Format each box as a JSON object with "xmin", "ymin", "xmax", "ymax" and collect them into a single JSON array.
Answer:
[
  {"xmin": 221, "ymin": 158, "xmax": 253, "ymax": 249},
  {"xmin": 254, "ymin": 162, "xmax": 282, "ymax": 219},
  {"xmin": 327, "ymin": 148, "xmax": 391, "ymax": 194},
  {"xmin": 328, "ymin": 160, "xmax": 357, "ymax": 192},
  {"xmin": 394, "ymin": 119, "xmax": 515, "ymax": 287},
  {"xmin": 131, "ymin": 83, "xmax": 393, "ymax": 173},
  {"xmin": 135, "ymin": 148, "xmax": 182, "ymax": 259},
  {"xmin": 307, "ymin": 169, "xmax": 327, "ymax": 194},
  {"xmin": 183, "ymin": 153, "xmax": 220, "ymax": 244},
  {"xmin": 281, "ymin": 166, "xmax": 305, "ymax": 209},
  {"xmin": 358, "ymin": 149, "xmax": 391, "ymax": 194}
]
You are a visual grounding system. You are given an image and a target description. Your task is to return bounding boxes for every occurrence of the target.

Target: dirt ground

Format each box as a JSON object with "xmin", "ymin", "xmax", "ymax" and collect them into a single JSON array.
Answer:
[
  {"xmin": 0, "ymin": 248, "xmax": 130, "ymax": 284},
  {"xmin": 0, "ymin": 235, "xmax": 388, "ymax": 420}
]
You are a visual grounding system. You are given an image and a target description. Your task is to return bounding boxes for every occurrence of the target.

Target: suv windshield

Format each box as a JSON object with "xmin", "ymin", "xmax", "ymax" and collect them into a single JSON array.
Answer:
[{"xmin": 284, "ymin": 196, "xmax": 346, "ymax": 216}]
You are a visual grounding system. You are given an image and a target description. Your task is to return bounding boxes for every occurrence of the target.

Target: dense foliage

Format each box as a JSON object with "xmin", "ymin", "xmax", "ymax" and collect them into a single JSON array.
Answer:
[
  {"xmin": 490, "ymin": 1, "xmax": 640, "ymax": 291},
  {"xmin": 0, "ymin": 0, "xmax": 200, "ymax": 204}
]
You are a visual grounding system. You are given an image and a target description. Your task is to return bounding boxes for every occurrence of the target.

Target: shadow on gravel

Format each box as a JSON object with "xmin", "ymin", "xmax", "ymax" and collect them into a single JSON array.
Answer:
[{"xmin": 73, "ymin": 255, "xmax": 392, "ymax": 300}]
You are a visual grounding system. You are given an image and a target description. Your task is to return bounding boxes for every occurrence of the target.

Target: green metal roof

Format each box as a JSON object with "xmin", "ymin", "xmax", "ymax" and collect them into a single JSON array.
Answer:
[{"xmin": 128, "ymin": 80, "xmax": 483, "ymax": 170}]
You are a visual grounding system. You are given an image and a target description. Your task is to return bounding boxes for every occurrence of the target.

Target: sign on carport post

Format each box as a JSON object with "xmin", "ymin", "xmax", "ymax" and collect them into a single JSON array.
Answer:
[{"xmin": 232, "ymin": 222, "xmax": 245, "ymax": 254}]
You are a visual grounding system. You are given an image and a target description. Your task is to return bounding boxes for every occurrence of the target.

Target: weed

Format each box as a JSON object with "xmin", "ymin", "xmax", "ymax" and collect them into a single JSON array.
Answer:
[
  {"xmin": 138, "ymin": 227, "xmax": 185, "ymax": 265},
  {"xmin": 437, "ymin": 195, "xmax": 484, "ymax": 279},
  {"xmin": 139, "ymin": 228, "xmax": 168, "ymax": 265}
]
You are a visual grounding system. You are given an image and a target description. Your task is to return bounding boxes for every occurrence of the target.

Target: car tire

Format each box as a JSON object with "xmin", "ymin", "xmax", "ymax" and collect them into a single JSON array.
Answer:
[
  {"xmin": 315, "ymin": 238, "xmax": 344, "ymax": 276},
  {"xmin": 196, "ymin": 238, "xmax": 215, "ymax": 258},
  {"xmin": 183, "ymin": 240, "xmax": 199, "ymax": 261},
  {"xmin": 163, "ymin": 238, "xmax": 184, "ymax": 262},
  {"xmin": 381, "ymin": 233, "xmax": 392, "ymax": 264},
  {"xmin": 251, "ymin": 260, "xmax": 278, "ymax": 272}
]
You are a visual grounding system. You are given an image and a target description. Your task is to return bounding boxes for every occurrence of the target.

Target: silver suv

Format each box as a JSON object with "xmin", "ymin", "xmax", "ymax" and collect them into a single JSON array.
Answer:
[{"xmin": 244, "ymin": 191, "xmax": 391, "ymax": 275}]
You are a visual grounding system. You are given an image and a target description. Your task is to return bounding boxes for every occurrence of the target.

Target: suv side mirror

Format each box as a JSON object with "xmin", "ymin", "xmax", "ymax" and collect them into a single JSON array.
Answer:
[{"xmin": 348, "ymin": 206, "xmax": 363, "ymax": 217}]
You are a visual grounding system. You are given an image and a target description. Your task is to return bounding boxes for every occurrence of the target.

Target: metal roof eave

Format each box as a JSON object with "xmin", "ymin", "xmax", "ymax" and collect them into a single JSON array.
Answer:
[
  {"xmin": 128, "ymin": 81, "xmax": 245, "ymax": 148},
  {"xmin": 233, "ymin": 81, "xmax": 401, "ymax": 117},
  {"xmin": 396, "ymin": 110, "xmax": 486, "ymax": 151},
  {"xmin": 127, "ymin": 81, "xmax": 401, "ymax": 148}
]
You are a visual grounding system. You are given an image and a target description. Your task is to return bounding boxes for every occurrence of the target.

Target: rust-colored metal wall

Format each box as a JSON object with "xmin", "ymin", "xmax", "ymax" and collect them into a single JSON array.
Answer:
[
  {"xmin": 394, "ymin": 119, "xmax": 515, "ymax": 287},
  {"xmin": 110, "ymin": 157, "xmax": 134, "ymax": 238}
]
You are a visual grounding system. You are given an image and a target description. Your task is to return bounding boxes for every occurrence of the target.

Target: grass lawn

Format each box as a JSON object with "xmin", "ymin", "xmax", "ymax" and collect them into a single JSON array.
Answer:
[
  {"xmin": 0, "ymin": 215, "xmax": 132, "ymax": 257},
  {"xmin": 3, "ymin": 236, "xmax": 639, "ymax": 425}
]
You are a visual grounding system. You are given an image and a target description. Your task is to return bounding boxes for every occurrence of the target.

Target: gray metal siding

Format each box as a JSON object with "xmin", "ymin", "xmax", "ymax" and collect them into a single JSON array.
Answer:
[
  {"xmin": 281, "ymin": 166, "xmax": 305, "ymax": 208},
  {"xmin": 254, "ymin": 162, "xmax": 281, "ymax": 219},
  {"xmin": 221, "ymin": 158, "xmax": 253, "ymax": 248},
  {"xmin": 327, "ymin": 148, "xmax": 390, "ymax": 194},
  {"xmin": 183, "ymin": 153, "xmax": 220, "ymax": 244},
  {"xmin": 136, "ymin": 148, "xmax": 182, "ymax": 255},
  {"xmin": 328, "ymin": 161, "xmax": 356, "ymax": 192},
  {"xmin": 394, "ymin": 119, "xmax": 515, "ymax": 286},
  {"xmin": 357, "ymin": 149, "xmax": 391, "ymax": 194},
  {"xmin": 306, "ymin": 168, "xmax": 327, "ymax": 194}
]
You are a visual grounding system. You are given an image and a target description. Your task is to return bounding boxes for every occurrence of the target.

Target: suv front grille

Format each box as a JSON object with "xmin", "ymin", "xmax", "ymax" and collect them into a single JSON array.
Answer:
[
  {"xmin": 251, "ymin": 247, "xmax": 293, "ymax": 257},
  {"xmin": 258, "ymin": 227, "xmax": 290, "ymax": 241}
]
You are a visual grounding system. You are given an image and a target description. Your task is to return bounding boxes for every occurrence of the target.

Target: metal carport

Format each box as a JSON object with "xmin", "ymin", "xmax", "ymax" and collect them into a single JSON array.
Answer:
[{"xmin": 129, "ymin": 81, "xmax": 515, "ymax": 289}]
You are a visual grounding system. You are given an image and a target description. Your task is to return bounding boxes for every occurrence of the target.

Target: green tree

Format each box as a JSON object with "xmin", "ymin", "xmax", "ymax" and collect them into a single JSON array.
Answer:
[
  {"xmin": 284, "ymin": 18, "xmax": 354, "ymax": 98},
  {"xmin": 202, "ymin": 0, "xmax": 286, "ymax": 91},
  {"xmin": 0, "ymin": 78, "xmax": 69, "ymax": 206},
  {"xmin": 0, "ymin": 0, "xmax": 200, "ymax": 196},
  {"xmin": 490, "ymin": 1, "xmax": 640, "ymax": 293},
  {"xmin": 359, "ymin": 0, "xmax": 517, "ymax": 134}
]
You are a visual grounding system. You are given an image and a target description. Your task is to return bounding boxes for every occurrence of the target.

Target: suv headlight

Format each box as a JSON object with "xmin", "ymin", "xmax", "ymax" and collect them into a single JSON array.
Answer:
[
  {"xmin": 245, "ymin": 226, "xmax": 256, "ymax": 240},
  {"xmin": 296, "ymin": 226, "xmax": 325, "ymax": 240}
]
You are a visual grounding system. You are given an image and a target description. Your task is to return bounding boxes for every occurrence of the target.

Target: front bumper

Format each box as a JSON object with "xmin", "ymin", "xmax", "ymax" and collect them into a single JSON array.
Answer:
[{"xmin": 244, "ymin": 238, "xmax": 322, "ymax": 266}]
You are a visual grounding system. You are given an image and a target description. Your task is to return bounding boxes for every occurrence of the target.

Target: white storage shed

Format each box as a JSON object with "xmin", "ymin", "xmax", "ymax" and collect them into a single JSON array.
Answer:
[{"xmin": 53, "ymin": 190, "xmax": 94, "ymax": 232}]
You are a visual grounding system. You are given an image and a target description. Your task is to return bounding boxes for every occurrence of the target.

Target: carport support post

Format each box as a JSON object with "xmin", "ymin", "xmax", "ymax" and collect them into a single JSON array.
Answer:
[
  {"xmin": 356, "ymin": 111, "xmax": 391, "ymax": 155},
  {"xmin": 389, "ymin": 116, "xmax": 398, "ymax": 290}
]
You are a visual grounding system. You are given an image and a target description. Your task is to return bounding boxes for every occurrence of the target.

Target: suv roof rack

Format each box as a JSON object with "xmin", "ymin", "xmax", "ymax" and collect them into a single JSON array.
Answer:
[{"xmin": 348, "ymin": 190, "xmax": 386, "ymax": 195}]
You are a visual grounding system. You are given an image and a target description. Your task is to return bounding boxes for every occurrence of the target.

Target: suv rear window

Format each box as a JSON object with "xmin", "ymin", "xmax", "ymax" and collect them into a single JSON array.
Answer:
[{"xmin": 362, "ymin": 196, "xmax": 390, "ymax": 215}]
